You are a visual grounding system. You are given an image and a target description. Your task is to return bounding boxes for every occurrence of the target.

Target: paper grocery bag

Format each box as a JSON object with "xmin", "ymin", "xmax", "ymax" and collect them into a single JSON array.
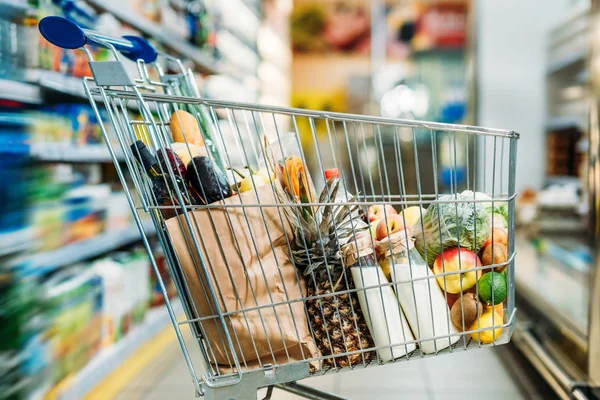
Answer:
[{"xmin": 165, "ymin": 182, "xmax": 318, "ymax": 371}]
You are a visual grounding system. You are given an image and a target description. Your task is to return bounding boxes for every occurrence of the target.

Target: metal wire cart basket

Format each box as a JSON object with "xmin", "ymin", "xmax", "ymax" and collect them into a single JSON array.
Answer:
[{"xmin": 40, "ymin": 17, "xmax": 519, "ymax": 400}]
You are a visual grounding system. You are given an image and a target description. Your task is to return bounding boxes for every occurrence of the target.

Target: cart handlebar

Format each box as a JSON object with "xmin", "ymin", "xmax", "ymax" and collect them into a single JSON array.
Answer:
[{"xmin": 38, "ymin": 16, "xmax": 157, "ymax": 63}]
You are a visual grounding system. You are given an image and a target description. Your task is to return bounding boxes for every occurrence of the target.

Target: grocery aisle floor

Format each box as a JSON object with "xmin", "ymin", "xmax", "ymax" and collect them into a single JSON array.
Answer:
[{"xmin": 115, "ymin": 330, "xmax": 551, "ymax": 400}]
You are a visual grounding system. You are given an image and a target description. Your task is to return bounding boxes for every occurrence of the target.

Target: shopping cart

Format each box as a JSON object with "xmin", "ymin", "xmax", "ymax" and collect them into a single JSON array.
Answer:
[{"xmin": 39, "ymin": 16, "xmax": 519, "ymax": 400}]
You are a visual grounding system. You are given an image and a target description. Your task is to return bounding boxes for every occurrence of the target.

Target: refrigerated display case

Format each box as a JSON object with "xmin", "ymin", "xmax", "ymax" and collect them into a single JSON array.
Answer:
[{"xmin": 509, "ymin": 2, "xmax": 600, "ymax": 398}]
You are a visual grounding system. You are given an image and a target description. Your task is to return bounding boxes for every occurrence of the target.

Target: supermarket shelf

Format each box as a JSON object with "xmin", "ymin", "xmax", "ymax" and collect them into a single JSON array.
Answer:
[
  {"xmin": 55, "ymin": 300, "xmax": 182, "ymax": 400},
  {"xmin": 24, "ymin": 69, "xmax": 88, "ymax": 100},
  {"xmin": 0, "ymin": 79, "xmax": 42, "ymax": 104},
  {"xmin": 24, "ymin": 69, "xmax": 98, "ymax": 101},
  {"xmin": 30, "ymin": 143, "xmax": 124, "ymax": 163},
  {"xmin": 0, "ymin": 0, "xmax": 33, "ymax": 20},
  {"xmin": 24, "ymin": 69, "xmax": 158, "ymax": 112},
  {"xmin": 26, "ymin": 220, "xmax": 156, "ymax": 271},
  {"xmin": 545, "ymin": 116, "xmax": 586, "ymax": 132},
  {"xmin": 546, "ymin": 49, "xmax": 587, "ymax": 75},
  {"xmin": 0, "ymin": 228, "xmax": 33, "ymax": 257},
  {"xmin": 84, "ymin": 0, "xmax": 219, "ymax": 75}
]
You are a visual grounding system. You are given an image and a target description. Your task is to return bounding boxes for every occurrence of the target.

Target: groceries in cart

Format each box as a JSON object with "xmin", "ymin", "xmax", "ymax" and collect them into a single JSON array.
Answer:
[{"xmin": 126, "ymin": 103, "xmax": 511, "ymax": 371}]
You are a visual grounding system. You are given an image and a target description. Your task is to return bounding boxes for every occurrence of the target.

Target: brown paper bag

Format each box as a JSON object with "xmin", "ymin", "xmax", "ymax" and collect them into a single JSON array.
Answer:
[{"xmin": 165, "ymin": 182, "xmax": 318, "ymax": 370}]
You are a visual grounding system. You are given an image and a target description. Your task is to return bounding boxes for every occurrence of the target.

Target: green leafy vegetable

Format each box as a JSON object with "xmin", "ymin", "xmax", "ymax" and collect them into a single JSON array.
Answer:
[
  {"xmin": 413, "ymin": 193, "xmax": 491, "ymax": 266},
  {"xmin": 461, "ymin": 190, "xmax": 508, "ymax": 229}
]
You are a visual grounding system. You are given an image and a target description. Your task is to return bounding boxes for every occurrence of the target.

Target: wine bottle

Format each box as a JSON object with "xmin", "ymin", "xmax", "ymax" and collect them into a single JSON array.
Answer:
[{"xmin": 130, "ymin": 141, "xmax": 192, "ymax": 217}]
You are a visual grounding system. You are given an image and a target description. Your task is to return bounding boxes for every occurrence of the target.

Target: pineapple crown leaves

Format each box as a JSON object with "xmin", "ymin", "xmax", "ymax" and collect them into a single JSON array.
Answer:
[{"xmin": 276, "ymin": 174, "xmax": 368, "ymax": 277}]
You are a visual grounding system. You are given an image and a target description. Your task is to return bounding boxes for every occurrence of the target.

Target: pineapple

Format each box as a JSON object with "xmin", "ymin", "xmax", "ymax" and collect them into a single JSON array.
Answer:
[{"xmin": 280, "ymin": 175, "xmax": 375, "ymax": 368}]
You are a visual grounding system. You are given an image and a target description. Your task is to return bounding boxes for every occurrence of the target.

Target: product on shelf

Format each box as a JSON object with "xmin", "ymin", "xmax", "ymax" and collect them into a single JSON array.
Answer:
[
  {"xmin": 42, "ymin": 268, "xmax": 103, "ymax": 385},
  {"xmin": 64, "ymin": 184, "xmax": 110, "ymax": 243},
  {"xmin": 30, "ymin": 104, "xmax": 108, "ymax": 147},
  {"xmin": 150, "ymin": 246, "xmax": 177, "ymax": 307}
]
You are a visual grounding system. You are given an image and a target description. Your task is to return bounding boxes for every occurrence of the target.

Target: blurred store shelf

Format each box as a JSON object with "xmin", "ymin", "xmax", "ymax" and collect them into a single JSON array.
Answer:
[
  {"xmin": 49, "ymin": 299, "xmax": 182, "ymax": 400},
  {"xmin": 546, "ymin": 49, "xmax": 587, "ymax": 75},
  {"xmin": 0, "ymin": 228, "xmax": 33, "ymax": 258},
  {"xmin": 25, "ymin": 69, "xmax": 88, "ymax": 100},
  {"xmin": 0, "ymin": 0, "xmax": 33, "ymax": 20},
  {"xmin": 23, "ymin": 69, "xmax": 158, "ymax": 112},
  {"xmin": 24, "ymin": 220, "xmax": 155, "ymax": 272},
  {"xmin": 0, "ymin": 79, "xmax": 42, "ymax": 104},
  {"xmin": 30, "ymin": 142, "xmax": 124, "ymax": 163},
  {"xmin": 545, "ymin": 115, "xmax": 586, "ymax": 132},
  {"xmin": 84, "ymin": 0, "xmax": 219, "ymax": 76}
]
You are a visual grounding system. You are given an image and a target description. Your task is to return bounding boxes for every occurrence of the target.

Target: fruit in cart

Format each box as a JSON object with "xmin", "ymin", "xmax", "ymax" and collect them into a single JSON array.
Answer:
[
  {"xmin": 468, "ymin": 308, "xmax": 503, "ymax": 344},
  {"xmin": 238, "ymin": 173, "xmax": 273, "ymax": 193},
  {"xmin": 170, "ymin": 110, "xmax": 204, "ymax": 146},
  {"xmin": 255, "ymin": 168, "xmax": 276, "ymax": 182},
  {"xmin": 432, "ymin": 248, "xmax": 481, "ymax": 294},
  {"xmin": 484, "ymin": 303, "xmax": 504, "ymax": 318},
  {"xmin": 277, "ymin": 176, "xmax": 374, "ymax": 367},
  {"xmin": 369, "ymin": 219, "xmax": 381, "ymax": 238},
  {"xmin": 413, "ymin": 193, "xmax": 491, "ymax": 267},
  {"xmin": 229, "ymin": 166, "xmax": 276, "ymax": 194},
  {"xmin": 400, "ymin": 206, "xmax": 426, "ymax": 229},
  {"xmin": 186, "ymin": 156, "xmax": 232, "ymax": 204},
  {"xmin": 157, "ymin": 148, "xmax": 187, "ymax": 177},
  {"xmin": 170, "ymin": 142, "xmax": 206, "ymax": 166},
  {"xmin": 450, "ymin": 292, "xmax": 482, "ymax": 330},
  {"xmin": 481, "ymin": 242, "xmax": 508, "ymax": 272},
  {"xmin": 481, "ymin": 227, "xmax": 508, "ymax": 249},
  {"xmin": 375, "ymin": 214, "xmax": 407, "ymax": 241},
  {"xmin": 367, "ymin": 204, "xmax": 397, "ymax": 222},
  {"xmin": 446, "ymin": 292, "xmax": 459, "ymax": 309},
  {"xmin": 477, "ymin": 272, "xmax": 507, "ymax": 306}
]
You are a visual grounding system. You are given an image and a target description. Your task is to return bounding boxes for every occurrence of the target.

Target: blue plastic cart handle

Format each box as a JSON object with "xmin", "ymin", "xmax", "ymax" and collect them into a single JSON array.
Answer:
[{"xmin": 38, "ymin": 16, "xmax": 157, "ymax": 63}]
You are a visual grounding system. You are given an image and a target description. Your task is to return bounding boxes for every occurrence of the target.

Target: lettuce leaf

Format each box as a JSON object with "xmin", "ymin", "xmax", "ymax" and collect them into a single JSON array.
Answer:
[{"xmin": 413, "ymin": 193, "xmax": 491, "ymax": 266}]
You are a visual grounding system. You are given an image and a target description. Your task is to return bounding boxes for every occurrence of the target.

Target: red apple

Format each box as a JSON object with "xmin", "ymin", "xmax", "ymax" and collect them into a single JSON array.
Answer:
[
  {"xmin": 433, "ymin": 248, "xmax": 482, "ymax": 294},
  {"xmin": 375, "ymin": 214, "xmax": 406, "ymax": 241},
  {"xmin": 369, "ymin": 219, "xmax": 381, "ymax": 238},
  {"xmin": 367, "ymin": 204, "xmax": 397, "ymax": 222}
]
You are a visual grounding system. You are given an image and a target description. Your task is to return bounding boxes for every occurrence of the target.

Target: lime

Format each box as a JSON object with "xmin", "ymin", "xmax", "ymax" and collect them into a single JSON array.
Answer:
[{"xmin": 478, "ymin": 272, "xmax": 507, "ymax": 306}]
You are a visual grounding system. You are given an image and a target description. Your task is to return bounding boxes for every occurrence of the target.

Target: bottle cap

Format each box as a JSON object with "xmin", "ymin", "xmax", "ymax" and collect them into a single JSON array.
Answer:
[
  {"xmin": 324, "ymin": 168, "xmax": 341, "ymax": 180},
  {"xmin": 342, "ymin": 233, "xmax": 375, "ymax": 267},
  {"xmin": 131, "ymin": 140, "xmax": 158, "ymax": 171},
  {"xmin": 375, "ymin": 230, "xmax": 414, "ymax": 258}
]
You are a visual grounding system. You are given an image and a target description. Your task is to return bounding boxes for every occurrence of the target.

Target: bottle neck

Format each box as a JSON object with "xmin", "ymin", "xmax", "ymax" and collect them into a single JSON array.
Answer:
[
  {"xmin": 352, "ymin": 253, "xmax": 376, "ymax": 268},
  {"xmin": 146, "ymin": 163, "xmax": 163, "ymax": 179}
]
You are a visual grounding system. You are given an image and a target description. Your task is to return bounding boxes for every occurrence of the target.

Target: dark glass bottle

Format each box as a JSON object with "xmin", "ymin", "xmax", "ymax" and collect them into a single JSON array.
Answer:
[{"xmin": 130, "ymin": 141, "xmax": 192, "ymax": 218}]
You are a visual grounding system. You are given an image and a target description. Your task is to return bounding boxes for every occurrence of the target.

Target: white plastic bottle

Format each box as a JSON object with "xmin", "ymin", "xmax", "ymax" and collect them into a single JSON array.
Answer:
[
  {"xmin": 342, "ymin": 235, "xmax": 416, "ymax": 361},
  {"xmin": 378, "ymin": 232, "xmax": 459, "ymax": 354}
]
